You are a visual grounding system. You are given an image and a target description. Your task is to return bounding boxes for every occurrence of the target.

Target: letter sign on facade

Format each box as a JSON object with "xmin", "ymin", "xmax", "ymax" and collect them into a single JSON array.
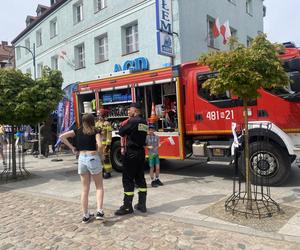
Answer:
[
  {"xmin": 156, "ymin": 0, "xmax": 174, "ymax": 57},
  {"xmin": 114, "ymin": 57, "xmax": 150, "ymax": 72},
  {"xmin": 156, "ymin": 0, "xmax": 173, "ymax": 34}
]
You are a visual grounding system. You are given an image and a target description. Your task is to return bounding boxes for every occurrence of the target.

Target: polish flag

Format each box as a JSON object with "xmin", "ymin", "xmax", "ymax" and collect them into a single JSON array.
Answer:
[
  {"xmin": 59, "ymin": 50, "xmax": 67, "ymax": 59},
  {"xmin": 220, "ymin": 20, "xmax": 231, "ymax": 44},
  {"xmin": 212, "ymin": 18, "xmax": 220, "ymax": 38}
]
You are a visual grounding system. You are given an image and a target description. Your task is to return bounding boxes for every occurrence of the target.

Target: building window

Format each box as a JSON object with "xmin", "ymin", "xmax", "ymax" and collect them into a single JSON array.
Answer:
[
  {"xmin": 207, "ymin": 17, "xmax": 218, "ymax": 48},
  {"xmin": 246, "ymin": 0, "xmax": 253, "ymax": 15},
  {"xmin": 16, "ymin": 47, "xmax": 21, "ymax": 60},
  {"xmin": 25, "ymin": 38, "xmax": 30, "ymax": 54},
  {"xmin": 36, "ymin": 29, "xmax": 42, "ymax": 47},
  {"xmin": 50, "ymin": 18, "xmax": 58, "ymax": 38},
  {"xmin": 123, "ymin": 23, "xmax": 138, "ymax": 54},
  {"xmin": 73, "ymin": 1, "xmax": 83, "ymax": 24},
  {"xmin": 247, "ymin": 36, "xmax": 253, "ymax": 47},
  {"xmin": 95, "ymin": 34, "xmax": 108, "ymax": 63},
  {"xmin": 95, "ymin": 0, "xmax": 106, "ymax": 12},
  {"xmin": 37, "ymin": 63, "xmax": 43, "ymax": 78},
  {"xmin": 230, "ymin": 27, "xmax": 237, "ymax": 49},
  {"xmin": 51, "ymin": 55, "xmax": 59, "ymax": 70},
  {"xmin": 74, "ymin": 43, "xmax": 85, "ymax": 69}
]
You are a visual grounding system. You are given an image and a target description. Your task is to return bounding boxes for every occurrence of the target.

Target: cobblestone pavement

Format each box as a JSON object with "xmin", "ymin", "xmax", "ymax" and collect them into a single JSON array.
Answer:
[{"xmin": 1, "ymin": 189, "xmax": 300, "ymax": 250}]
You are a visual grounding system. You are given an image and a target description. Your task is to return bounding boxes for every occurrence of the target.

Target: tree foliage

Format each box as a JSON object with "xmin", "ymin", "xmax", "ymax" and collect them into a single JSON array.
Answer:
[
  {"xmin": 198, "ymin": 34, "xmax": 289, "ymax": 101},
  {"xmin": 0, "ymin": 67, "xmax": 63, "ymax": 125}
]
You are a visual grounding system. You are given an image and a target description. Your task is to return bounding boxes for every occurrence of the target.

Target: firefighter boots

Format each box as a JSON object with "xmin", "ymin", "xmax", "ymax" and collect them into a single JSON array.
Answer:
[
  {"xmin": 134, "ymin": 191, "xmax": 147, "ymax": 213},
  {"xmin": 115, "ymin": 194, "xmax": 134, "ymax": 216}
]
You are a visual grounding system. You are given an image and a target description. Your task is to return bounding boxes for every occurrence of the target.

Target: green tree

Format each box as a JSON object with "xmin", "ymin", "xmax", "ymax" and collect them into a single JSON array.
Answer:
[
  {"xmin": 0, "ymin": 67, "xmax": 63, "ymax": 177},
  {"xmin": 198, "ymin": 34, "xmax": 289, "ymax": 205}
]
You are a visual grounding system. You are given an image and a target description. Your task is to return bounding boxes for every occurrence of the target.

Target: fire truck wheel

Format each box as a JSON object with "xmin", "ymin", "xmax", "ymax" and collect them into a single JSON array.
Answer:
[
  {"xmin": 238, "ymin": 141, "xmax": 291, "ymax": 186},
  {"xmin": 111, "ymin": 140, "xmax": 124, "ymax": 172}
]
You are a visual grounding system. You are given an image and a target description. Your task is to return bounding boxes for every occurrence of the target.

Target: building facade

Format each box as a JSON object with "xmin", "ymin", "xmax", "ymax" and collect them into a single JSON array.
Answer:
[
  {"xmin": 13, "ymin": 0, "xmax": 264, "ymax": 88},
  {"xmin": 0, "ymin": 41, "xmax": 14, "ymax": 68}
]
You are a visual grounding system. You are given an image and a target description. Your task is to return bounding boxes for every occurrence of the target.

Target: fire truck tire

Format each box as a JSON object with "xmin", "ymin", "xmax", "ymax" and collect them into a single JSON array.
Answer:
[
  {"xmin": 111, "ymin": 140, "xmax": 124, "ymax": 172},
  {"xmin": 238, "ymin": 141, "xmax": 290, "ymax": 186}
]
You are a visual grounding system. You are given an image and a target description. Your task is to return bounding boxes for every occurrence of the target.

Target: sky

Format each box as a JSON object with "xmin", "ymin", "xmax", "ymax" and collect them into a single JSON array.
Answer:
[{"xmin": 0, "ymin": 0, "xmax": 299, "ymax": 46}]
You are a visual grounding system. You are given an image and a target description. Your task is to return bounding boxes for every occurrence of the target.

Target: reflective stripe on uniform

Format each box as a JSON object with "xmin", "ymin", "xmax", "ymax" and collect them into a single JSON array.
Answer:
[
  {"xmin": 138, "ymin": 123, "xmax": 148, "ymax": 132},
  {"xmin": 103, "ymin": 163, "xmax": 112, "ymax": 172},
  {"xmin": 124, "ymin": 192, "xmax": 134, "ymax": 196},
  {"xmin": 138, "ymin": 188, "xmax": 147, "ymax": 192}
]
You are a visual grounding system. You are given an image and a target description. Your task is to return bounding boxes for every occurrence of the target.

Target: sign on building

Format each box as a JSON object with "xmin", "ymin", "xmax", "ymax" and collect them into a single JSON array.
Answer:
[{"xmin": 156, "ymin": 0, "xmax": 174, "ymax": 57}]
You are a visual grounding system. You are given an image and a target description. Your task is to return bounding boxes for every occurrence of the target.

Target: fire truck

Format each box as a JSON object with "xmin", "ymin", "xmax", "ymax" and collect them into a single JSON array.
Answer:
[{"xmin": 73, "ymin": 44, "xmax": 300, "ymax": 185}]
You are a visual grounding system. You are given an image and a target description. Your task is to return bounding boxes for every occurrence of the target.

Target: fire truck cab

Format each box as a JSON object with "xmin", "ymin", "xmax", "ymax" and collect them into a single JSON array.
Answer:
[{"xmin": 73, "ymin": 44, "xmax": 300, "ymax": 186}]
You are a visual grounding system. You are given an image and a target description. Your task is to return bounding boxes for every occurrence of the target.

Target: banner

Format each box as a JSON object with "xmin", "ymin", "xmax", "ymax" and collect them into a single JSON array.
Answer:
[{"xmin": 54, "ymin": 83, "xmax": 78, "ymax": 148}]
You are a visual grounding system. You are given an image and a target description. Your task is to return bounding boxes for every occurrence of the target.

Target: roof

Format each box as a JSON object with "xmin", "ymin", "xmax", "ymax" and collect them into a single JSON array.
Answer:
[
  {"xmin": 12, "ymin": 0, "xmax": 67, "ymax": 44},
  {"xmin": 36, "ymin": 4, "xmax": 50, "ymax": 11}
]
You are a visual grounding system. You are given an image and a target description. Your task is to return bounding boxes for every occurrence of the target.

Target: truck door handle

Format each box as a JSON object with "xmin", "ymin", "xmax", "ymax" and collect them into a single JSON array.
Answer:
[{"xmin": 195, "ymin": 113, "xmax": 202, "ymax": 121}]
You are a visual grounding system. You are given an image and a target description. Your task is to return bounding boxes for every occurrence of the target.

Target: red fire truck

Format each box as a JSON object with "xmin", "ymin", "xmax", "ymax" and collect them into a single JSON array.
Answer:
[{"xmin": 73, "ymin": 45, "xmax": 300, "ymax": 185}]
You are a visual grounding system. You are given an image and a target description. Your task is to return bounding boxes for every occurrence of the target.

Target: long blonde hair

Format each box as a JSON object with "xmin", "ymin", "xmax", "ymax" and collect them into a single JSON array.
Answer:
[{"xmin": 82, "ymin": 114, "xmax": 96, "ymax": 135}]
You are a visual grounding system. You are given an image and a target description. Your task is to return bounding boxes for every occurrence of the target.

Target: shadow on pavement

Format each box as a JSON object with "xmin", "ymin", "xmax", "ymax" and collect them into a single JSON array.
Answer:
[
  {"xmin": 149, "ymin": 194, "xmax": 226, "ymax": 214},
  {"xmin": 160, "ymin": 159, "xmax": 234, "ymax": 180},
  {"xmin": 160, "ymin": 160, "xmax": 300, "ymax": 187}
]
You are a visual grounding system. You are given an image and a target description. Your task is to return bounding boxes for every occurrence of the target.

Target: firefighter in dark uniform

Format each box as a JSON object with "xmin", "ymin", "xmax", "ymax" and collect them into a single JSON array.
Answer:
[{"xmin": 115, "ymin": 103, "xmax": 148, "ymax": 215}]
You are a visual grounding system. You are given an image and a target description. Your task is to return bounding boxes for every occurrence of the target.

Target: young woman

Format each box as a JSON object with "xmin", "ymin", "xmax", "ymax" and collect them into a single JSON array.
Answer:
[{"xmin": 60, "ymin": 114, "xmax": 104, "ymax": 223}]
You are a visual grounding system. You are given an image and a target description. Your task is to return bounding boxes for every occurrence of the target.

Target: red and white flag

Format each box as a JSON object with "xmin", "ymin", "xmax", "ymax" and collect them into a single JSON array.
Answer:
[
  {"xmin": 212, "ymin": 18, "xmax": 220, "ymax": 38},
  {"xmin": 220, "ymin": 20, "xmax": 231, "ymax": 44},
  {"xmin": 58, "ymin": 50, "xmax": 67, "ymax": 59}
]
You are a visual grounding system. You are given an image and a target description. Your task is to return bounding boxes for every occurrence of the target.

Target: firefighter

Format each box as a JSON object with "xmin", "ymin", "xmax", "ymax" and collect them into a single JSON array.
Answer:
[
  {"xmin": 115, "ymin": 103, "xmax": 148, "ymax": 215},
  {"xmin": 95, "ymin": 109, "xmax": 113, "ymax": 179}
]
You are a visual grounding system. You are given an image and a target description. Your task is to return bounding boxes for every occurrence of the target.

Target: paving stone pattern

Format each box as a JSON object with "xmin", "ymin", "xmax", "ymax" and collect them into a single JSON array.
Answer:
[
  {"xmin": 200, "ymin": 198, "xmax": 300, "ymax": 233},
  {"xmin": 1, "ymin": 190, "xmax": 300, "ymax": 250}
]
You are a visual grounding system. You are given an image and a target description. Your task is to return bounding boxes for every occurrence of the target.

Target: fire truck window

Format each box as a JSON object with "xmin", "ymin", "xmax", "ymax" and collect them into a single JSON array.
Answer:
[
  {"xmin": 197, "ymin": 78, "xmax": 230, "ymax": 101},
  {"xmin": 290, "ymin": 71, "xmax": 300, "ymax": 92}
]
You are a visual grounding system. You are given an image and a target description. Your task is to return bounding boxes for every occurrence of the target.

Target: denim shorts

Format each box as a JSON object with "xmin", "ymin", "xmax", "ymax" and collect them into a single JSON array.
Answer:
[{"xmin": 78, "ymin": 153, "xmax": 102, "ymax": 175}]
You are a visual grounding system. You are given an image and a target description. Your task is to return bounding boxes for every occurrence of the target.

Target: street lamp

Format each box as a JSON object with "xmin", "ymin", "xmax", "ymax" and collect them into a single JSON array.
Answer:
[
  {"xmin": 8, "ymin": 43, "xmax": 43, "ymax": 158},
  {"xmin": 12, "ymin": 43, "xmax": 36, "ymax": 80}
]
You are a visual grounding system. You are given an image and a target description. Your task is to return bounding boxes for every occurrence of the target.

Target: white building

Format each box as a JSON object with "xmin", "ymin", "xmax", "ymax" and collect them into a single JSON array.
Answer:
[{"xmin": 13, "ymin": 0, "xmax": 264, "ymax": 88}]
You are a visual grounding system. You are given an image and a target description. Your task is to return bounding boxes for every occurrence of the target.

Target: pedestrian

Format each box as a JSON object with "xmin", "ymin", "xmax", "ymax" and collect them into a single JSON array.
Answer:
[
  {"xmin": 60, "ymin": 113, "xmax": 105, "ymax": 223},
  {"xmin": 146, "ymin": 124, "xmax": 164, "ymax": 187},
  {"xmin": 0, "ymin": 124, "xmax": 7, "ymax": 166},
  {"xmin": 115, "ymin": 103, "xmax": 148, "ymax": 215}
]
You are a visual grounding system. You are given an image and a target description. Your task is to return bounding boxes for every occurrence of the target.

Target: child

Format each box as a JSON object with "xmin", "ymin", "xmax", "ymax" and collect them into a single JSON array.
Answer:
[{"xmin": 146, "ymin": 124, "xmax": 164, "ymax": 187}]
